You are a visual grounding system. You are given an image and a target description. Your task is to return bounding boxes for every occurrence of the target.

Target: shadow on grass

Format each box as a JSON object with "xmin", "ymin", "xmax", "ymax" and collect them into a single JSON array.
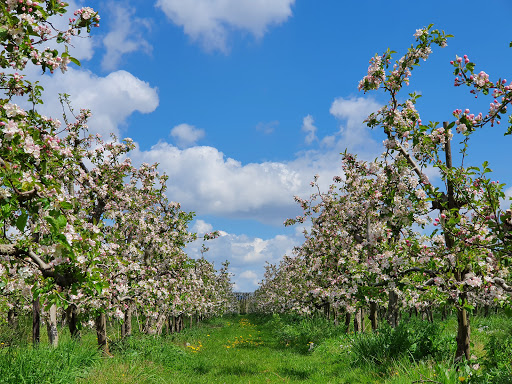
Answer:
[
  {"xmin": 277, "ymin": 366, "xmax": 311, "ymax": 380},
  {"xmin": 218, "ymin": 363, "xmax": 259, "ymax": 376}
]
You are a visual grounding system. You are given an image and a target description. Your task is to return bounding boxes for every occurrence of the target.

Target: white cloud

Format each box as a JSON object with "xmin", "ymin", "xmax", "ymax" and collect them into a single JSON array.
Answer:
[
  {"xmin": 302, "ymin": 114, "xmax": 317, "ymax": 144},
  {"xmin": 329, "ymin": 96, "xmax": 382, "ymax": 152},
  {"xmin": 170, "ymin": 124, "xmax": 205, "ymax": 148},
  {"xmin": 238, "ymin": 270, "xmax": 259, "ymax": 290},
  {"xmin": 129, "ymin": 96, "xmax": 384, "ymax": 225},
  {"xmin": 132, "ymin": 143, "xmax": 312, "ymax": 225},
  {"xmin": 187, "ymin": 226, "xmax": 299, "ymax": 291},
  {"xmin": 101, "ymin": 3, "xmax": 152, "ymax": 71},
  {"xmin": 26, "ymin": 68, "xmax": 159, "ymax": 138},
  {"xmin": 192, "ymin": 219, "xmax": 213, "ymax": 235},
  {"xmin": 155, "ymin": 0, "xmax": 295, "ymax": 52}
]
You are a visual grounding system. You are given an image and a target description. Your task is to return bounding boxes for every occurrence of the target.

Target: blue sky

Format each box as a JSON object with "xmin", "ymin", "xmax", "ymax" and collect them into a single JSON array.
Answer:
[{"xmin": 31, "ymin": 0, "xmax": 512, "ymax": 291}]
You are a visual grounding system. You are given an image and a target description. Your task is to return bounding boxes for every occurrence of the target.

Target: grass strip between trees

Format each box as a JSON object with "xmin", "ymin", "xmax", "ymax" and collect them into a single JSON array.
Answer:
[{"xmin": 1, "ymin": 313, "xmax": 511, "ymax": 383}]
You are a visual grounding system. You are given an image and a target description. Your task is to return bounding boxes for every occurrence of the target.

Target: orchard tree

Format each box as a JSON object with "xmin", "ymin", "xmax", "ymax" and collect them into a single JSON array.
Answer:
[
  {"xmin": 0, "ymin": 0, "xmax": 101, "ymax": 346},
  {"xmin": 0, "ymin": 1, "xmax": 233, "ymax": 352},
  {"xmin": 359, "ymin": 25, "xmax": 512, "ymax": 362}
]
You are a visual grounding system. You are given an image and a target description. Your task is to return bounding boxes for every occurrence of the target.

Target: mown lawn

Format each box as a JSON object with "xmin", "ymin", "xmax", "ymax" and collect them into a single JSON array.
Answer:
[{"xmin": 1, "ymin": 313, "xmax": 511, "ymax": 383}]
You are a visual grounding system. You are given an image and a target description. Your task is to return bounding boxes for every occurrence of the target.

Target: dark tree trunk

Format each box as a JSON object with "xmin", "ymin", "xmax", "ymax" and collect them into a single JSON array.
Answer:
[
  {"xmin": 387, "ymin": 290, "xmax": 399, "ymax": 328},
  {"xmin": 344, "ymin": 312, "xmax": 351, "ymax": 333},
  {"xmin": 369, "ymin": 301, "xmax": 378, "ymax": 331},
  {"xmin": 67, "ymin": 304, "xmax": 80, "ymax": 339},
  {"xmin": 121, "ymin": 307, "xmax": 132, "ymax": 338},
  {"xmin": 7, "ymin": 309, "xmax": 17, "ymax": 328},
  {"xmin": 32, "ymin": 298, "xmax": 40, "ymax": 345},
  {"xmin": 455, "ymin": 291, "xmax": 471, "ymax": 363},
  {"xmin": 324, "ymin": 302, "xmax": 330, "ymax": 320},
  {"xmin": 95, "ymin": 313, "xmax": 109, "ymax": 354}
]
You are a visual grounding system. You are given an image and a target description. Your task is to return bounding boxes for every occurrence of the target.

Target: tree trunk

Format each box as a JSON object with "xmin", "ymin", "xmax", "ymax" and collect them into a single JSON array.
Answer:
[
  {"xmin": 7, "ymin": 309, "xmax": 17, "ymax": 328},
  {"xmin": 121, "ymin": 307, "xmax": 132, "ymax": 338},
  {"xmin": 369, "ymin": 301, "xmax": 378, "ymax": 331},
  {"xmin": 32, "ymin": 298, "xmax": 40, "ymax": 346},
  {"xmin": 95, "ymin": 313, "xmax": 109, "ymax": 354},
  {"xmin": 324, "ymin": 302, "xmax": 330, "ymax": 320},
  {"xmin": 354, "ymin": 308, "xmax": 364, "ymax": 333},
  {"xmin": 67, "ymin": 304, "xmax": 80, "ymax": 340},
  {"xmin": 46, "ymin": 304, "xmax": 59, "ymax": 347},
  {"xmin": 455, "ymin": 291, "xmax": 471, "ymax": 363},
  {"xmin": 344, "ymin": 312, "xmax": 351, "ymax": 333},
  {"xmin": 387, "ymin": 290, "xmax": 399, "ymax": 328},
  {"xmin": 147, "ymin": 313, "xmax": 166, "ymax": 335}
]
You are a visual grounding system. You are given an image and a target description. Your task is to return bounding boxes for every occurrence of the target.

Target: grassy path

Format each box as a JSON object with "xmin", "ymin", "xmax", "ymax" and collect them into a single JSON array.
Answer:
[
  {"xmin": 80, "ymin": 314, "xmax": 375, "ymax": 384},
  {"xmin": 3, "ymin": 313, "xmax": 511, "ymax": 383}
]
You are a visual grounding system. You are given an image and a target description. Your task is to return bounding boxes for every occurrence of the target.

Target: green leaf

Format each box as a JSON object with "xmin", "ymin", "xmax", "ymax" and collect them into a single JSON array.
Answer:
[
  {"xmin": 0, "ymin": 27, "xmax": 7, "ymax": 41},
  {"xmin": 60, "ymin": 201, "xmax": 73, "ymax": 210},
  {"xmin": 69, "ymin": 57, "xmax": 81, "ymax": 67},
  {"xmin": 56, "ymin": 214, "xmax": 67, "ymax": 229},
  {"xmin": 16, "ymin": 212, "xmax": 28, "ymax": 232},
  {"xmin": 44, "ymin": 216, "xmax": 58, "ymax": 232}
]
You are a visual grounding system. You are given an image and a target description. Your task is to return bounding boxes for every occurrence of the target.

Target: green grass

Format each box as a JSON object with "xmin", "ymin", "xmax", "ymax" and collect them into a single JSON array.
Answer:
[{"xmin": 0, "ymin": 313, "xmax": 511, "ymax": 383}]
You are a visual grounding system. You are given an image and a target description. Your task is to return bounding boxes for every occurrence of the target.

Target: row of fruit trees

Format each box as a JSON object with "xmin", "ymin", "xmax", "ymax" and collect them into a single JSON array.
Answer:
[
  {"xmin": 254, "ymin": 26, "xmax": 512, "ymax": 363},
  {"xmin": 0, "ymin": 1, "xmax": 234, "ymax": 352}
]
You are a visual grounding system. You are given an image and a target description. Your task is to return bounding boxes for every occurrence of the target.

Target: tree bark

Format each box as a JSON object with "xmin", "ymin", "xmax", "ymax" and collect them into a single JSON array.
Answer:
[
  {"xmin": 387, "ymin": 290, "xmax": 399, "ymax": 328},
  {"xmin": 324, "ymin": 302, "xmax": 330, "ymax": 320},
  {"xmin": 454, "ymin": 290, "xmax": 471, "ymax": 363},
  {"xmin": 46, "ymin": 304, "xmax": 59, "ymax": 347},
  {"xmin": 146, "ymin": 313, "xmax": 166, "ymax": 335},
  {"xmin": 32, "ymin": 298, "xmax": 40, "ymax": 346},
  {"xmin": 369, "ymin": 301, "xmax": 378, "ymax": 331},
  {"xmin": 354, "ymin": 307, "xmax": 364, "ymax": 333},
  {"xmin": 121, "ymin": 306, "xmax": 132, "ymax": 338},
  {"xmin": 7, "ymin": 309, "xmax": 17, "ymax": 328},
  {"xmin": 67, "ymin": 304, "xmax": 80, "ymax": 340},
  {"xmin": 95, "ymin": 313, "xmax": 109, "ymax": 354},
  {"xmin": 344, "ymin": 311, "xmax": 351, "ymax": 333}
]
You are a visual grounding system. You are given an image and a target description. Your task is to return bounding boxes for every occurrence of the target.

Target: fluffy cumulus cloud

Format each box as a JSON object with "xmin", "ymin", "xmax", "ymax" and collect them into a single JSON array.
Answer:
[
  {"xmin": 186, "ymin": 227, "xmax": 299, "ymax": 291},
  {"xmin": 192, "ymin": 219, "xmax": 214, "ymax": 235},
  {"xmin": 101, "ymin": 3, "xmax": 152, "ymax": 71},
  {"xmin": 329, "ymin": 96, "xmax": 382, "ymax": 153},
  {"xmin": 25, "ymin": 68, "xmax": 159, "ymax": 138},
  {"xmin": 128, "ymin": 96, "xmax": 384, "ymax": 225},
  {"xmin": 132, "ymin": 143, "xmax": 306, "ymax": 225},
  {"xmin": 170, "ymin": 123, "xmax": 206, "ymax": 148},
  {"xmin": 302, "ymin": 114, "xmax": 317, "ymax": 144},
  {"xmin": 155, "ymin": 0, "xmax": 296, "ymax": 51}
]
